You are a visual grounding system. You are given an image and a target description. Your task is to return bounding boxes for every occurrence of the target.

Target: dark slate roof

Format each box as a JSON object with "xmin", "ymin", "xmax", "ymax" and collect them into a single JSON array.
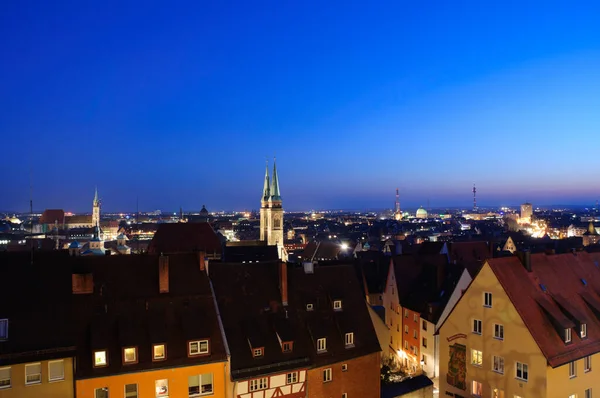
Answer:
[
  {"xmin": 0, "ymin": 251, "xmax": 76, "ymax": 365},
  {"xmin": 356, "ymin": 251, "xmax": 390, "ymax": 295},
  {"xmin": 381, "ymin": 375, "xmax": 433, "ymax": 398},
  {"xmin": 223, "ymin": 244, "xmax": 279, "ymax": 262},
  {"xmin": 39, "ymin": 209, "xmax": 65, "ymax": 225},
  {"xmin": 302, "ymin": 241, "xmax": 342, "ymax": 260},
  {"xmin": 148, "ymin": 223, "xmax": 222, "ymax": 255},
  {"xmin": 72, "ymin": 253, "xmax": 227, "ymax": 379}
]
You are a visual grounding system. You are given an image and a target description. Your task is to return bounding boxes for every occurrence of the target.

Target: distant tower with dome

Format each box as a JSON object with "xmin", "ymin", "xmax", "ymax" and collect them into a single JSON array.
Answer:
[
  {"xmin": 260, "ymin": 159, "xmax": 285, "ymax": 259},
  {"xmin": 416, "ymin": 206, "xmax": 428, "ymax": 219},
  {"xmin": 92, "ymin": 187, "xmax": 101, "ymax": 228}
]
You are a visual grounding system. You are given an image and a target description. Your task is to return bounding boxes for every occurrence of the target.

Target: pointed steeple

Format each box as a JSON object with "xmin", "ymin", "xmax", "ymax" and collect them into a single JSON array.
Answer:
[
  {"xmin": 270, "ymin": 158, "xmax": 281, "ymax": 201},
  {"xmin": 93, "ymin": 186, "xmax": 99, "ymax": 206},
  {"xmin": 262, "ymin": 160, "xmax": 271, "ymax": 202}
]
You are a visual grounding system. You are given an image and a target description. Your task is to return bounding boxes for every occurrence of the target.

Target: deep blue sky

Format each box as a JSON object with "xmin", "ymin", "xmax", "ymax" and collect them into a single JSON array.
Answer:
[{"xmin": 2, "ymin": 1, "xmax": 600, "ymax": 212}]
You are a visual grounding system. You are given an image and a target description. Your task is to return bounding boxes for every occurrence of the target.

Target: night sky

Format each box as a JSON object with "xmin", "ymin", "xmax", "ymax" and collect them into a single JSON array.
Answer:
[{"xmin": 2, "ymin": 1, "xmax": 600, "ymax": 212}]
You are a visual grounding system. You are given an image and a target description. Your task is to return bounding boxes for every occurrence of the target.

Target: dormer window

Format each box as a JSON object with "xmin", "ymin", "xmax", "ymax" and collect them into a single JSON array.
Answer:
[
  {"xmin": 333, "ymin": 300, "xmax": 342, "ymax": 311},
  {"xmin": 153, "ymin": 344, "xmax": 166, "ymax": 361},
  {"xmin": 94, "ymin": 350, "xmax": 108, "ymax": 367},
  {"xmin": 306, "ymin": 303, "xmax": 314, "ymax": 311},
  {"xmin": 253, "ymin": 348, "xmax": 264, "ymax": 357},
  {"xmin": 188, "ymin": 340, "xmax": 210, "ymax": 356},
  {"xmin": 345, "ymin": 332, "xmax": 354, "ymax": 348},
  {"xmin": 317, "ymin": 338, "xmax": 327, "ymax": 353},
  {"xmin": 0, "ymin": 319, "xmax": 7, "ymax": 340},
  {"xmin": 581, "ymin": 323, "xmax": 587, "ymax": 338},
  {"xmin": 282, "ymin": 341, "xmax": 293, "ymax": 353},
  {"xmin": 123, "ymin": 347, "xmax": 138, "ymax": 364},
  {"xmin": 565, "ymin": 328, "xmax": 572, "ymax": 343}
]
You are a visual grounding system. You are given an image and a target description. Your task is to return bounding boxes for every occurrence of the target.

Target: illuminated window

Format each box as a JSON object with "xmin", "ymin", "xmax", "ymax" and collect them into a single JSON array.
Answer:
[
  {"xmin": 306, "ymin": 304, "xmax": 313, "ymax": 311},
  {"xmin": 0, "ymin": 367, "xmax": 9, "ymax": 389},
  {"xmin": 153, "ymin": 344, "xmax": 166, "ymax": 360},
  {"xmin": 471, "ymin": 349, "xmax": 483, "ymax": 366},
  {"xmin": 95, "ymin": 387, "xmax": 109, "ymax": 398},
  {"xmin": 125, "ymin": 384, "xmax": 138, "ymax": 398},
  {"xmin": 494, "ymin": 324, "xmax": 504, "ymax": 340},
  {"xmin": 492, "ymin": 355, "xmax": 504, "ymax": 374},
  {"xmin": 48, "ymin": 360, "xmax": 65, "ymax": 382},
  {"xmin": 317, "ymin": 338, "xmax": 327, "ymax": 352},
  {"xmin": 484, "ymin": 292, "xmax": 493, "ymax": 307},
  {"xmin": 472, "ymin": 319, "xmax": 482, "ymax": 334},
  {"xmin": 189, "ymin": 340, "xmax": 209, "ymax": 356},
  {"xmin": 516, "ymin": 362, "xmax": 528, "ymax": 381},
  {"xmin": 25, "ymin": 363, "xmax": 41, "ymax": 385},
  {"xmin": 333, "ymin": 300, "xmax": 342, "ymax": 310},
  {"xmin": 155, "ymin": 379, "xmax": 168, "ymax": 397},
  {"xmin": 345, "ymin": 333, "xmax": 354, "ymax": 347},
  {"xmin": 323, "ymin": 368, "xmax": 332, "ymax": 382},
  {"xmin": 471, "ymin": 380, "xmax": 482, "ymax": 397},
  {"xmin": 569, "ymin": 361, "xmax": 576, "ymax": 378},
  {"xmin": 253, "ymin": 348, "xmax": 263, "ymax": 357},
  {"xmin": 584, "ymin": 356, "xmax": 592, "ymax": 372},
  {"xmin": 286, "ymin": 372, "xmax": 298, "ymax": 384},
  {"xmin": 249, "ymin": 378, "xmax": 268, "ymax": 391},
  {"xmin": 492, "ymin": 387, "xmax": 504, "ymax": 398},
  {"xmin": 94, "ymin": 350, "xmax": 108, "ymax": 367},
  {"xmin": 123, "ymin": 347, "xmax": 137, "ymax": 364},
  {"xmin": 188, "ymin": 373, "xmax": 213, "ymax": 396}
]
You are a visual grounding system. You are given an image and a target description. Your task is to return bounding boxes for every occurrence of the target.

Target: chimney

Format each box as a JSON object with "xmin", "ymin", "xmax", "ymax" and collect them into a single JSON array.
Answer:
[
  {"xmin": 303, "ymin": 261, "xmax": 314, "ymax": 274},
  {"xmin": 521, "ymin": 250, "xmax": 531, "ymax": 272},
  {"xmin": 159, "ymin": 255, "xmax": 169, "ymax": 293},
  {"xmin": 198, "ymin": 251, "xmax": 206, "ymax": 272},
  {"xmin": 279, "ymin": 262, "xmax": 288, "ymax": 306}
]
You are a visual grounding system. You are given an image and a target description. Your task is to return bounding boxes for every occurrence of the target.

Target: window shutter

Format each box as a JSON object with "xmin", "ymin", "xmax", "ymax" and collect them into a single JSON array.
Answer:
[{"xmin": 49, "ymin": 360, "xmax": 65, "ymax": 381}]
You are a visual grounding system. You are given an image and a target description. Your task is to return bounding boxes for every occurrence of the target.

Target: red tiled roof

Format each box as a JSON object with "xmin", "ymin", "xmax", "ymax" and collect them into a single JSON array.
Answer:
[
  {"xmin": 489, "ymin": 252, "xmax": 600, "ymax": 367},
  {"xmin": 148, "ymin": 223, "xmax": 222, "ymax": 255},
  {"xmin": 39, "ymin": 209, "xmax": 65, "ymax": 224}
]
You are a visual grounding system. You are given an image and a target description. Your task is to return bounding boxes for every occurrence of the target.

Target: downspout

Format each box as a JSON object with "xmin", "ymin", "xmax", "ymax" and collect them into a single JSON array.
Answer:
[{"xmin": 209, "ymin": 279, "xmax": 232, "ymax": 397}]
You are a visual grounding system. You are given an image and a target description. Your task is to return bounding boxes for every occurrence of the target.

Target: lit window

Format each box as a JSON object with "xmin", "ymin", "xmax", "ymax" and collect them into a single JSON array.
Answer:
[
  {"xmin": 581, "ymin": 323, "xmax": 587, "ymax": 338},
  {"xmin": 569, "ymin": 361, "xmax": 577, "ymax": 378},
  {"xmin": 189, "ymin": 340, "xmax": 209, "ymax": 356},
  {"xmin": 0, "ymin": 367, "xmax": 10, "ymax": 389},
  {"xmin": 484, "ymin": 292, "xmax": 493, "ymax": 307},
  {"xmin": 333, "ymin": 300, "xmax": 342, "ymax": 310},
  {"xmin": 471, "ymin": 349, "xmax": 483, "ymax": 366},
  {"xmin": 492, "ymin": 355, "xmax": 504, "ymax": 374},
  {"xmin": 472, "ymin": 319, "xmax": 482, "ymax": 334},
  {"xmin": 282, "ymin": 341, "xmax": 292, "ymax": 353},
  {"xmin": 323, "ymin": 368, "xmax": 332, "ymax": 382},
  {"xmin": 253, "ymin": 348, "xmax": 263, "ymax": 357},
  {"xmin": 471, "ymin": 380, "xmax": 482, "ymax": 397},
  {"xmin": 188, "ymin": 373, "xmax": 213, "ymax": 396},
  {"xmin": 306, "ymin": 303, "xmax": 313, "ymax": 311},
  {"xmin": 123, "ymin": 347, "xmax": 137, "ymax": 364},
  {"xmin": 584, "ymin": 355, "xmax": 592, "ymax": 372},
  {"xmin": 317, "ymin": 338, "xmax": 327, "ymax": 352},
  {"xmin": 494, "ymin": 324, "xmax": 504, "ymax": 340},
  {"xmin": 153, "ymin": 344, "xmax": 166, "ymax": 360},
  {"xmin": 342, "ymin": 363, "xmax": 348, "ymax": 372},
  {"xmin": 25, "ymin": 363, "xmax": 41, "ymax": 385},
  {"xmin": 492, "ymin": 387, "xmax": 504, "ymax": 398},
  {"xmin": 249, "ymin": 378, "xmax": 268, "ymax": 391},
  {"xmin": 95, "ymin": 387, "xmax": 109, "ymax": 398},
  {"xmin": 155, "ymin": 379, "xmax": 169, "ymax": 397},
  {"xmin": 516, "ymin": 362, "xmax": 528, "ymax": 381},
  {"xmin": 48, "ymin": 360, "xmax": 65, "ymax": 382},
  {"xmin": 0, "ymin": 319, "xmax": 7, "ymax": 340},
  {"xmin": 345, "ymin": 333, "xmax": 354, "ymax": 347},
  {"xmin": 94, "ymin": 350, "xmax": 107, "ymax": 367},
  {"xmin": 286, "ymin": 372, "xmax": 298, "ymax": 384},
  {"xmin": 125, "ymin": 384, "xmax": 138, "ymax": 398},
  {"xmin": 565, "ymin": 328, "xmax": 572, "ymax": 343}
]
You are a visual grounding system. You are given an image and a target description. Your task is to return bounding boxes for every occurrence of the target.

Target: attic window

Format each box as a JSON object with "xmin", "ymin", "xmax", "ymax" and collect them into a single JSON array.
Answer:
[
  {"xmin": 581, "ymin": 324, "xmax": 587, "ymax": 339},
  {"xmin": 253, "ymin": 348, "xmax": 264, "ymax": 357},
  {"xmin": 306, "ymin": 304, "xmax": 314, "ymax": 311},
  {"xmin": 565, "ymin": 328, "xmax": 572, "ymax": 344},
  {"xmin": 317, "ymin": 338, "xmax": 327, "ymax": 353},
  {"xmin": 94, "ymin": 350, "xmax": 108, "ymax": 367},
  {"xmin": 0, "ymin": 319, "xmax": 7, "ymax": 340},
  {"xmin": 345, "ymin": 332, "xmax": 354, "ymax": 348},
  {"xmin": 188, "ymin": 340, "xmax": 210, "ymax": 356},
  {"xmin": 333, "ymin": 300, "xmax": 342, "ymax": 311},
  {"xmin": 282, "ymin": 341, "xmax": 293, "ymax": 353},
  {"xmin": 123, "ymin": 347, "xmax": 138, "ymax": 364}
]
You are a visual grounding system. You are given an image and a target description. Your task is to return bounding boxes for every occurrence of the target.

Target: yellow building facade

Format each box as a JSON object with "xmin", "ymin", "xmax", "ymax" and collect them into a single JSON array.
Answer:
[
  {"xmin": 75, "ymin": 361, "xmax": 227, "ymax": 398},
  {"xmin": 0, "ymin": 357, "xmax": 74, "ymax": 398},
  {"xmin": 439, "ymin": 260, "xmax": 600, "ymax": 398}
]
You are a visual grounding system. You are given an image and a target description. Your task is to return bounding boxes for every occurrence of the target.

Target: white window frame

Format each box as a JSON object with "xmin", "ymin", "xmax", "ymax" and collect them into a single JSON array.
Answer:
[
  {"xmin": 0, "ymin": 367, "xmax": 10, "ymax": 389},
  {"xmin": 155, "ymin": 378, "xmax": 169, "ymax": 397},
  {"xmin": 317, "ymin": 338, "xmax": 327, "ymax": 352},
  {"xmin": 569, "ymin": 361, "xmax": 576, "ymax": 378},
  {"xmin": 341, "ymin": 363, "xmax": 348, "ymax": 372},
  {"xmin": 25, "ymin": 362, "xmax": 42, "ymax": 385},
  {"xmin": 253, "ymin": 348, "xmax": 263, "ymax": 357},
  {"xmin": 125, "ymin": 383, "xmax": 138, "ymax": 398},
  {"xmin": 492, "ymin": 355, "xmax": 504, "ymax": 374},
  {"xmin": 473, "ymin": 319, "xmax": 482, "ymax": 334},
  {"xmin": 516, "ymin": 361, "xmax": 528, "ymax": 381},
  {"xmin": 0, "ymin": 319, "xmax": 7, "ymax": 340},
  {"xmin": 581, "ymin": 323, "xmax": 587, "ymax": 338},
  {"xmin": 585, "ymin": 355, "xmax": 592, "ymax": 372},
  {"xmin": 484, "ymin": 292, "xmax": 493, "ymax": 308},
  {"xmin": 286, "ymin": 372, "xmax": 298, "ymax": 384},
  {"xmin": 471, "ymin": 349, "xmax": 483, "ymax": 366},
  {"xmin": 249, "ymin": 377, "xmax": 268, "ymax": 392},
  {"xmin": 94, "ymin": 350, "xmax": 108, "ymax": 367},
  {"xmin": 153, "ymin": 344, "xmax": 166, "ymax": 361},
  {"xmin": 345, "ymin": 332, "xmax": 354, "ymax": 347},
  {"xmin": 333, "ymin": 300, "xmax": 342, "ymax": 310},
  {"xmin": 306, "ymin": 303, "xmax": 313, "ymax": 311},
  {"xmin": 565, "ymin": 328, "xmax": 572, "ymax": 343},
  {"xmin": 188, "ymin": 373, "xmax": 213, "ymax": 397},
  {"xmin": 189, "ymin": 340, "xmax": 209, "ymax": 356},
  {"xmin": 494, "ymin": 324, "xmax": 504, "ymax": 340},
  {"xmin": 48, "ymin": 360, "xmax": 65, "ymax": 382},
  {"xmin": 323, "ymin": 368, "xmax": 332, "ymax": 382},
  {"xmin": 282, "ymin": 341, "xmax": 292, "ymax": 352}
]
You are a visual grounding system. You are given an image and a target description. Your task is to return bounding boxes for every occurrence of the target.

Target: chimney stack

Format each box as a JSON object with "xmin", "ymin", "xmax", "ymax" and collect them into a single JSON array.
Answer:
[
  {"xmin": 159, "ymin": 255, "xmax": 169, "ymax": 293},
  {"xmin": 198, "ymin": 251, "xmax": 206, "ymax": 272},
  {"xmin": 279, "ymin": 262, "xmax": 288, "ymax": 306},
  {"xmin": 521, "ymin": 250, "xmax": 531, "ymax": 272}
]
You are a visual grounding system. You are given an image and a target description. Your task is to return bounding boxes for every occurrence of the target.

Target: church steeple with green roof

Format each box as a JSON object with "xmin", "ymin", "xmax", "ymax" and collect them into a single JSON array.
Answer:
[
  {"xmin": 269, "ymin": 158, "xmax": 281, "ymax": 202},
  {"xmin": 261, "ymin": 161, "xmax": 270, "ymax": 203}
]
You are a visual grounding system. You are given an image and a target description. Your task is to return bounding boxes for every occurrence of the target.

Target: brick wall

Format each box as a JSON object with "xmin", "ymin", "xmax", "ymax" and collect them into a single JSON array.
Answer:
[{"xmin": 306, "ymin": 352, "xmax": 381, "ymax": 398}]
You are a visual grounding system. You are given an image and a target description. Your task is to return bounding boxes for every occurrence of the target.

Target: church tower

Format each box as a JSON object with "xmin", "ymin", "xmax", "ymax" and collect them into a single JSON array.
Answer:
[
  {"xmin": 92, "ymin": 187, "xmax": 100, "ymax": 228},
  {"xmin": 259, "ymin": 159, "xmax": 285, "ymax": 259}
]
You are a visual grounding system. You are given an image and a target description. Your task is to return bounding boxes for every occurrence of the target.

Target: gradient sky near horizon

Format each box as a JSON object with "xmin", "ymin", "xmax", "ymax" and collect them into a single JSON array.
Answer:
[{"xmin": 2, "ymin": 1, "xmax": 600, "ymax": 212}]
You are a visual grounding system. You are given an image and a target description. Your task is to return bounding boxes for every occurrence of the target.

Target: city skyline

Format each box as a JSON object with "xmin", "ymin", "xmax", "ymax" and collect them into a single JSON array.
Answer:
[{"xmin": 2, "ymin": 2, "xmax": 600, "ymax": 211}]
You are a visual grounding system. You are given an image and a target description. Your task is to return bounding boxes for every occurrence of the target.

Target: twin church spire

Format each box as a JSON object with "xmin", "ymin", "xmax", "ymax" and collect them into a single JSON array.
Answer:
[
  {"xmin": 261, "ymin": 159, "xmax": 282, "ymax": 203},
  {"xmin": 260, "ymin": 158, "xmax": 284, "ymax": 259}
]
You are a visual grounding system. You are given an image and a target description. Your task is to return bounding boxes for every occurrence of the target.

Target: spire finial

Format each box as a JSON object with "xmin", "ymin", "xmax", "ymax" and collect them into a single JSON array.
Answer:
[
  {"xmin": 270, "ymin": 157, "xmax": 281, "ymax": 201},
  {"xmin": 262, "ymin": 160, "xmax": 271, "ymax": 202}
]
